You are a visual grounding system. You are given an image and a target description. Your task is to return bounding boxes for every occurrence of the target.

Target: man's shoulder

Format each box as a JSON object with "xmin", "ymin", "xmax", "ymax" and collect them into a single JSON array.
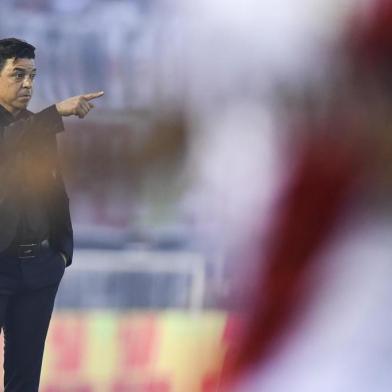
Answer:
[
  {"xmin": 2, "ymin": 106, "xmax": 64, "ymax": 135},
  {"xmin": 0, "ymin": 105, "xmax": 14, "ymax": 126}
]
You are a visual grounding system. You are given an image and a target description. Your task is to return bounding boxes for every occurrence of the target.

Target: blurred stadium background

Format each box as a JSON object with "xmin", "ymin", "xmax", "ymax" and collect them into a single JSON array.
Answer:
[{"xmin": 0, "ymin": 0, "xmax": 363, "ymax": 391}]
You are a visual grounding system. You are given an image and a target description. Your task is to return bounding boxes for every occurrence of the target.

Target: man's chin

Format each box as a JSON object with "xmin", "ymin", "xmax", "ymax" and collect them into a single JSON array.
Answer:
[{"xmin": 15, "ymin": 101, "xmax": 29, "ymax": 110}]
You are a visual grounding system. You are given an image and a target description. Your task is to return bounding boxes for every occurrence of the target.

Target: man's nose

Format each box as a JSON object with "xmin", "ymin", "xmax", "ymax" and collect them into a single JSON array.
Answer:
[{"xmin": 22, "ymin": 76, "xmax": 33, "ymax": 88}]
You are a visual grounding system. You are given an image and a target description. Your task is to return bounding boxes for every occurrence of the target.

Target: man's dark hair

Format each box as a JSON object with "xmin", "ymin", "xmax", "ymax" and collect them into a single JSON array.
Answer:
[{"xmin": 0, "ymin": 38, "xmax": 35, "ymax": 73}]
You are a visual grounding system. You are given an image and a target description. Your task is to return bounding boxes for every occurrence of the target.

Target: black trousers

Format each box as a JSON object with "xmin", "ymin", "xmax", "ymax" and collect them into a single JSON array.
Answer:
[{"xmin": 0, "ymin": 244, "xmax": 65, "ymax": 392}]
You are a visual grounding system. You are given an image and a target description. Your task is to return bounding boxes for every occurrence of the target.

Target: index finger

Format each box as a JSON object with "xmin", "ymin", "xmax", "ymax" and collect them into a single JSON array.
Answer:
[{"xmin": 82, "ymin": 91, "xmax": 104, "ymax": 101}]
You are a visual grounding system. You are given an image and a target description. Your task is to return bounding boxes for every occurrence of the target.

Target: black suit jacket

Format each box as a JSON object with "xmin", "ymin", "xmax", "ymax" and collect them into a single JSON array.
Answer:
[{"xmin": 0, "ymin": 105, "xmax": 73, "ymax": 272}]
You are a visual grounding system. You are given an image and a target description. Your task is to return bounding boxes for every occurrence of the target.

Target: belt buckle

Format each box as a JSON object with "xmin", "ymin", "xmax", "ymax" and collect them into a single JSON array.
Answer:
[{"xmin": 18, "ymin": 243, "xmax": 39, "ymax": 260}]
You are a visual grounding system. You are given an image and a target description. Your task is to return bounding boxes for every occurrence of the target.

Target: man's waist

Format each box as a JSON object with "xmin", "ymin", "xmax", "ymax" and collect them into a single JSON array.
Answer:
[{"xmin": 2, "ymin": 238, "xmax": 51, "ymax": 259}]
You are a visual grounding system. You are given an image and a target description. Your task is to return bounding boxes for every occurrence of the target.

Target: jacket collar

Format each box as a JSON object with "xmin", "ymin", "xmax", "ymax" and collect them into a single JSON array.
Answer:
[{"xmin": 0, "ymin": 104, "xmax": 31, "ymax": 126}]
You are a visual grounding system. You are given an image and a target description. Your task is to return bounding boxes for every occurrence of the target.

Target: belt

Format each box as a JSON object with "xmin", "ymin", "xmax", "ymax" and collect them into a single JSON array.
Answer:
[{"xmin": 2, "ymin": 239, "xmax": 51, "ymax": 260}]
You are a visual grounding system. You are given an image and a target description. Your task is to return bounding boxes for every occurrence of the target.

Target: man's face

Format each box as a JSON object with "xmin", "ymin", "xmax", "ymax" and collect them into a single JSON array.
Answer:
[{"xmin": 0, "ymin": 57, "xmax": 36, "ymax": 115}]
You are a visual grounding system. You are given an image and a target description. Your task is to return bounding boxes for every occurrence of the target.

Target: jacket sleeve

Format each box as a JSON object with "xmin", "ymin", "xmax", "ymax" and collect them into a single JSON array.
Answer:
[
  {"xmin": 53, "ymin": 167, "xmax": 73, "ymax": 267},
  {"xmin": 48, "ymin": 138, "xmax": 74, "ymax": 267}
]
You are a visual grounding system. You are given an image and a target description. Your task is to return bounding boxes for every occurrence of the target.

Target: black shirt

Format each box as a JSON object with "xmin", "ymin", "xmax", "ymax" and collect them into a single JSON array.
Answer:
[{"xmin": 0, "ymin": 104, "xmax": 50, "ymax": 244}]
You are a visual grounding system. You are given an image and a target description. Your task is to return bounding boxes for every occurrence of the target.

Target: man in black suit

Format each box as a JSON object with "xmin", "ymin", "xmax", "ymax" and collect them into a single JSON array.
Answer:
[{"xmin": 0, "ymin": 38, "xmax": 103, "ymax": 391}]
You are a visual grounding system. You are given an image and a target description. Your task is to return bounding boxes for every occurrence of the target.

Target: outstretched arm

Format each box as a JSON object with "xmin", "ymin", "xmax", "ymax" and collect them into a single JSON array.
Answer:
[{"xmin": 0, "ymin": 91, "xmax": 105, "ymax": 156}]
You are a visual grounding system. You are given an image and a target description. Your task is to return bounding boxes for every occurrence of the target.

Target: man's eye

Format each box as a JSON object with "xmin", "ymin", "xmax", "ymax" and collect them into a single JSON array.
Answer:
[
  {"xmin": 30, "ymin": 74, "xmax": 36, "ymax": 80},
  {"xmin": 14, "ymin": 73, "xmax": 24, "ymax": 80}
]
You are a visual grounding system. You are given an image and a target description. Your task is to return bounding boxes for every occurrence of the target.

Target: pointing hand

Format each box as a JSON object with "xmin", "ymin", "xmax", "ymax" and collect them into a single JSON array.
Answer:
[{"xmin": 55, "ymin": 91, "xmax": 104, "ymax": 118}]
